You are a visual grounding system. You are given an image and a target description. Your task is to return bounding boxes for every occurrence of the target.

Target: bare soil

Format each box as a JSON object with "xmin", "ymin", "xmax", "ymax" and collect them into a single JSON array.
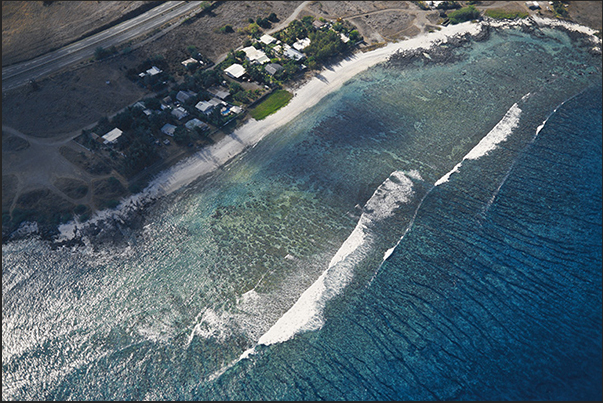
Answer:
[{"xmin": 2, "ymin": 1, "xmax": 153, "ymax": 67}]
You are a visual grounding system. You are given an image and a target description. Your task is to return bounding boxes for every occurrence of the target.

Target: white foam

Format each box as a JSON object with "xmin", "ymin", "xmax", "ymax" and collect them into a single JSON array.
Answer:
[
  {"xmin": 257, "ymin": 171, "xmax": 414, "ymax": 346},
  {"xmin": 435, "ymin": 101, "xmax": 523, "ymax": 186}
]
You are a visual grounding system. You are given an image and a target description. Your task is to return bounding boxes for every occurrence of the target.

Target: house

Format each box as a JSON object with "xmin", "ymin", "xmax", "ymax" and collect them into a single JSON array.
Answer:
[
  {"xmin": 181, "ymin": 58, "xmax": 200, "ymax": 66},
  {"xmin": 340, "ymin": 33, "xmax": 350, "ymax": 43},
  {"xmin": 176, "ymin": 90, "xmax": 197, "ymax": 104},
  {"xmin": 284, "ymin": 47, "xmax": 305, "ymax": 61},
  {"xmin": 293, "ymin": 37, "xmax": 311, "ymax": 51},
  {"xmin": 185, "ymin": 118, "xmax": 209, "ymax": 131},
  {"xmin": 102, "ymin": 128, "xmax": 123, "ymax": 144},
  {"xmin": 171, "ymin": 106, "xmax": 189, "ymax": 120},
  {"xmin": 224, "ymin": 63, "xmax": 247, "ymax": 79},
  {"xmin": 208, "ymin": 87, "xmax": 230, "ymax": 100},
  {"xmin": 260, "ymin": 34, "xmax": 277, "ymax": 45},
  {"xmin": 195, "ymin": 100, "xmax": 215, "ymax": 115},
  {"xmin": 161, "ymin": 123, "xmax": 177, "ymax": 136},
  {"xmin": 146, "ymin": 66, "xmax": 163, "ymax": 76},
  {"xmin": 265, "ymin": 63, "xmax": 284, "ymax": 76},
  {"xmin": 241, "ymin": 46, "xmax": 270, "ymax": 64}
]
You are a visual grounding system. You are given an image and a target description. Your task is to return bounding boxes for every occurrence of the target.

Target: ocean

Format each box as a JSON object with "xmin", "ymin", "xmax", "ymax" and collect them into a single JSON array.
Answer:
[{"xmin": 2, "ymin": 20, "xmax": 602, "ymax": 400}]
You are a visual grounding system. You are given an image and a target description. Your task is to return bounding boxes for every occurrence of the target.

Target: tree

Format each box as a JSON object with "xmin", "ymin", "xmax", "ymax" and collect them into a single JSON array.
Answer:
[{"xmin": 268, "ymin": 12, "xmax": 278, "ymax": 22}]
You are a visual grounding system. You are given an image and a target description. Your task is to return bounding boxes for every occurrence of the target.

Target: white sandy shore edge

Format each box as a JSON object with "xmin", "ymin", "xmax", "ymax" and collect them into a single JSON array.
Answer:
[
  {"xmin": 55, "ymin": 16, "xmax": 600, "ymax": 242},
  {"xmin": 150, "ymin": 21, "xmax": 486, "ymax": 196}
]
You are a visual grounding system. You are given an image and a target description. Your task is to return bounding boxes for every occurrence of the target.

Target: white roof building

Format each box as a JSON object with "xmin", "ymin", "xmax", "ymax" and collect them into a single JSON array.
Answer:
[
  {"xmin": 260, "ymin": 34, "xmax": 277, "ymax": 45},
  {"xmin": 195, "ymin": 100, "xmax": 215, "ymax": 115},
  {"xmin": 284, "ymin": 47, "xmax": 305, "ymax": 61},
  {"xmin": 146, "ymin": 66, "xmax": 163, "ymax": 76},
  {"xmin": 224, "ymin": 63, "xmax": 247, "ymax": 79},
  {"xmin": 181, "ymin": 58, "xmax": 200, "ymax": 66},
  {"xmin": 241, "ymin": 46, "xmax": 270, "ymax": 64},
  {"xmin": 293, "ymin": 37, "xmax": 311, "ymax": 51},
  {"xmin": 102, "ymin": 128, "xmax": 123, "ymax": 144}
]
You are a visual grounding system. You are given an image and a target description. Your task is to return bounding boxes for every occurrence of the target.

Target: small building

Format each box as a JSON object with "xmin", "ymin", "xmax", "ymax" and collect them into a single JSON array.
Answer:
[
  {"xmin": 102, "ymin": 128, "xmax": 123, "ymax": 145},
  {"xmin": 195, "ymin": 100, "xmax": 215, "ymax": 115},
  {"xmin": 185, "ymin": 118, "xmax": 209, "ymax": 131},
  {"xmin": 265, "ymin": 63, "xmax": 284, "ymax": 76},
  {"xmin": 176, "ymin": 90, "xmax": 197, "ymax": 104},
  {"xmin": 181, "ymin": 58, "xmax": 199, "ymax": 66},
  {"xmin": 260, "ymin": 34, "xmax": 277, "ymax": 45},
  {"xmin": 230, "ymin": 105, "xmax": 243, "ymax": 114},
  {"xmin": 224, "ymin": 63, "xmax": 247, "ymax": 79},
  {"xmin": 340, "ymin": 33, "xmax": 350, "ymax": 43},
  {"xmin": 161, "ymin": 123, "xmax": 177, "ymax": 136},
  {"xmin": 171, "ymin": 106, "xmax": 189, "ymax": 120},
  {"xmin": 293, "ymin": 37, "xmax": 311, "ymax": 51},
  {"xmin": 284, "ymin": 47, "xmax": 305, "ymax": 61},
  {"xmin": 526, "ymin": 1, "xmax": 541, "ymax": 9},
  {"xmin": 146, "ymin": 66, "xmax": 163, "ymax": 76}
]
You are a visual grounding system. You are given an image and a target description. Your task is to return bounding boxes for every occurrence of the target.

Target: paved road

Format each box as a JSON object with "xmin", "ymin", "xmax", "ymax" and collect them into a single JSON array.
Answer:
[{"xmin": 2, "ymin": 1, "xmax": 203, "ymax": 92}]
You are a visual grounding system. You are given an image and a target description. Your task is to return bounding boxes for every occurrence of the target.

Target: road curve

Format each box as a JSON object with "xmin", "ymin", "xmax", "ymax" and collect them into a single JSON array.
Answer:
[{"xmin": 2, "ymin": 1, "xmax": 203, "ymax": 92}]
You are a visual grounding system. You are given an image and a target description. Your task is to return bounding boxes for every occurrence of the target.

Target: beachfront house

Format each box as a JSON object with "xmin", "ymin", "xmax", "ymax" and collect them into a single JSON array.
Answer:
[
  {"xmin": 241, "ymin": 46, "xmax": 270, "ymax": 64},
  {"xmin": 102, "ymin": 128, "xmax": 123, "ymax": 145},
  {"xmin": 185, "ymin": 118, "xmax": 209, "ymax": 131},
  {"xmin": 161, "ymin": 123, "xmax": 177, "ymax": 136},
  {"xmin": 171, "ymin": 106, "xmax": 189, "ymax": 120},
  {"xmin": 265, "ymin": 63, "xmax": 284, "ymax": 76},
  {"xmin": 224, "ymin": 63, "xmax": 247, "ymax": 79}
]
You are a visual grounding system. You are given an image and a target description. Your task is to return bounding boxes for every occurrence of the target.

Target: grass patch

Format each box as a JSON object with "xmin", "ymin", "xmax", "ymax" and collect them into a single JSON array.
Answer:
[
  {"xmin": 484, "ymin": 9, "xmax": 529, "ymax": 19},
  {"xmin": 448, "ymin": 5, "xmax": 481, "ymax": 24},
  {"xmin": 249, "ymin": 90, "xmax": 293, "ymax": 120}
]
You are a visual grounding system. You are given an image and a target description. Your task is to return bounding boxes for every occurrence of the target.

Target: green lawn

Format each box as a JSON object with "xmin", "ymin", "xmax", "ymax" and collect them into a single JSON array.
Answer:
[
  {"xmin": 484, "ymin": 9, "xmax": 529, "ymax": 20},
  {"xmin": 249, "ymin": 90, "xmax": 293, "ymax": 120}
]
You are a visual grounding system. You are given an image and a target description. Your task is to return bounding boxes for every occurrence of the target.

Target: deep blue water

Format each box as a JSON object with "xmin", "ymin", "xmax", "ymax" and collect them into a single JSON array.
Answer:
[
  {"xmin": 2, "ymin": 22, "xmax": 602, "ymax": 401},
  {"xmin": 200, "ymin": 85, "xmax": 602, "ymax": 401}
]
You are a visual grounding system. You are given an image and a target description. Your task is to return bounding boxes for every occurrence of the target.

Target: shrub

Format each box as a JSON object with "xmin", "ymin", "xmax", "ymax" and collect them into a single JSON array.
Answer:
[
  {"xmin": 448, "ymin": 5, "xmax": 481, "ymax": 24},
  {"xmin": 484, "ymin": 9, "xmax": 528, "ymax": 19}
]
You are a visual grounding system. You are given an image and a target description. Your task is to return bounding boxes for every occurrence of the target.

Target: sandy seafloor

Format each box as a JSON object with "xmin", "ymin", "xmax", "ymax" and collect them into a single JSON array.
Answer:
[{"xmin": 3, "ymin": 17, "xmax": 602, "ymax": 400}]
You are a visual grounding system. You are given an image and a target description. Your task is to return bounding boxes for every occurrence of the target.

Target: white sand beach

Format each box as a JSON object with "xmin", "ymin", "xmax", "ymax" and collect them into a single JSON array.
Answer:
[{"xmin": 151, "ymin": 21, "xmax": 484, "ymax": 196}]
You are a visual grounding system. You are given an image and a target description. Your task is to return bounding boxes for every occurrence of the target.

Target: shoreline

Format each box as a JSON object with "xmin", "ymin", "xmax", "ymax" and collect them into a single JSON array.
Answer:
[{"xmin": 10, "ymin": 16, "xmax": 601, "ymax": 245}]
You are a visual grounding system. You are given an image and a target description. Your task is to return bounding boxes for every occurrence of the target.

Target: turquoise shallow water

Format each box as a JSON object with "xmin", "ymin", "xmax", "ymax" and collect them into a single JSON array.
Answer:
[{"xmin": 2, "ymin": 22, "xmax": 602, "ymax": 400}]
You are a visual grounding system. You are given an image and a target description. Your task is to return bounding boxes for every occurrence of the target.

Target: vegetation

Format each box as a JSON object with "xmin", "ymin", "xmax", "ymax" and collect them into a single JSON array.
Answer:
[
  {"xmin": 551, "ymin": 1, "xmax": 569, "ymax": 18},
  {"xmin": 484, "ymin": 9, "xmax": 529, "ymax": 20},
  {"xmin": 436, "ymin": 1, "xmax": 461, "ymax": 10},
  {"xmin": 219, "ymin": 24, "xmax": 234, "ymax": 33},
  {"xmin": 448, "ymin": 5, "xmax": 481, "ymax": 24},
  {"xmin": 249, "ymin": 90, "xmax": 292, "ymax": 120},
  {"xmin": 94, "ymin": 46, "xmax": 117, "ymax": 60}
]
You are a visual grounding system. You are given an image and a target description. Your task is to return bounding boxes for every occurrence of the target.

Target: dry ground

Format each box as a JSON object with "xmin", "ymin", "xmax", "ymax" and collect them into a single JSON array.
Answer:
[
  {"xmin": 2, "ymin": 1, "xmax": 153, "ymax": 67},
  {"xmin": 2, "ymin": 1, "xmax": 601, "ymax": 238}
]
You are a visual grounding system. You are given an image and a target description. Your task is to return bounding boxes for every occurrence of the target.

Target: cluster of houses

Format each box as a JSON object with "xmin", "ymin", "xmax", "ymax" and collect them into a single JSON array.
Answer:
[
  {"xmin": 97, "ymin": 84, "xmax": 244, "ymax": 148},
  {"xmin": 223, "ymin": 24, "xmax": 352, "ymax": 82}
]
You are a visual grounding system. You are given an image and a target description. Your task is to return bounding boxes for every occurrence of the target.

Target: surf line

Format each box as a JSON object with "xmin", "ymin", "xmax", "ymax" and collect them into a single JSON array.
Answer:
[{"xmin": 373, "ymin": 94, "xmax": 528, "ymax": 286}]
